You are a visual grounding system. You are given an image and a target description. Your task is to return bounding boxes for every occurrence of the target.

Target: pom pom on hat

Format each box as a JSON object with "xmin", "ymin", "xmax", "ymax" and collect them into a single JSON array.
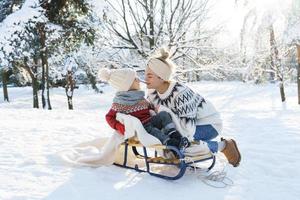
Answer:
[
  {"xmin": 98, "ymin": 68, "xmax": 111, "ymax": 82},
  {"xmin": 159, "ymin": 48, "xmax": 170, "ymax": 60}
]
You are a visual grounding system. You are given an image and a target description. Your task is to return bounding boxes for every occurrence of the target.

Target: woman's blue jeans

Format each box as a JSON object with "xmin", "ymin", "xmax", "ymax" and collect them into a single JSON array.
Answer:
[{"xmin": 193, "ymin": 125, "xmax": 219, "ymax": 153}]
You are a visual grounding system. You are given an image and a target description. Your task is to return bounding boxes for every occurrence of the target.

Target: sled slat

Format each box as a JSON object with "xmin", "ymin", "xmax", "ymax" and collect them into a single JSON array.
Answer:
[
  {"xmin": 124, "ymin": 141, "xmax": 166, "ymax": 150},
  {"xmin": 147, "ymin": 157, "xmax": 180, "ymax": 164}
]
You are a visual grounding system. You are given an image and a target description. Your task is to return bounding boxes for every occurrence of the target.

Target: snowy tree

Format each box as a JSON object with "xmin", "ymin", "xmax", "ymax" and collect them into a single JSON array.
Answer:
[
  {"xmin": 0, "ymin": 0, "xmax": 26, "ymax": 102},
  {"xmin": 0, "ymin": 0, "xmax": 98, "ymax": 108},
  {"xmin": 284, "ymin": 0, "xmax": 300, "ymax": 104},
  {"xmin": 43, "ymin": 0, "xmax": 110, "ymax": 93},
  {"xmin": 0, "ymin": 0, "xmax": 45, "ymax": 107},
  {"xmin": 37, "ymin": 0, "xmax": 94, "ymax": 109},
  {"xmin": 218, "ymin": 0, "xmax": 298, "ymax": 104},
  {"xmin": 63, "ymin": 57, "xmax": 77, "ymax": 110},
  {"xmin": 8, "ymin": 19, "xmax": 44, "ymax": 108},
  {"xmin": 269, "ymin": 23, "xmax": 286, "ymax": 102},
  {"xmin": 103, "ymin": 0, "xmax": 215, "ymax": 60}
]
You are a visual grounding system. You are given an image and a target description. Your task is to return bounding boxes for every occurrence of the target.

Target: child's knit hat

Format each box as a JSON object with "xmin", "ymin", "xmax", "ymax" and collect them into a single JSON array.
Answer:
[{"xmin": 98, "ymin": 67, "xmax": 136, "ymax": 91}]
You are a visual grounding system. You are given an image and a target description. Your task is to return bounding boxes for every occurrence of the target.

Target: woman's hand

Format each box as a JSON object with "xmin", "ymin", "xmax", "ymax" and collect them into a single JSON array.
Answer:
[{"xmin": 154, "ymin": 105, "xmax": 160, "ymax": 113}]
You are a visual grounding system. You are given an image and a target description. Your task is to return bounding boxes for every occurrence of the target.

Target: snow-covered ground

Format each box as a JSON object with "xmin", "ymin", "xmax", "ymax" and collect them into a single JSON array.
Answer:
[{"xmin": 0, "ymin": 82, "xmax": 299, "ymax": 200}]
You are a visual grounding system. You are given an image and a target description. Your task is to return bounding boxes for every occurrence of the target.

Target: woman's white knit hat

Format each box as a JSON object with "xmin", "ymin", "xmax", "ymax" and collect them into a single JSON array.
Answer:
[
  {"xmin": 147, "ymin": 48, "xmax": 175, "ymax": 81},
  {"xmin": 98, "ymin": 67, "xmax": 136, "ymax": 91}
]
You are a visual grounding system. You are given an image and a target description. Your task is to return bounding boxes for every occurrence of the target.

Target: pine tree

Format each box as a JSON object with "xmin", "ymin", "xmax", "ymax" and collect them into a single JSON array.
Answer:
[
  {"xmin": 7, "ymin": 19, "xmax": 42, "ymax": 108},
  {"xmin": 0, "ymin": 0, "xmax": 26, "ymax": 102},
  {"xmin": 39, "ymin": 0, "xmax": 96, "ymax": 109}
]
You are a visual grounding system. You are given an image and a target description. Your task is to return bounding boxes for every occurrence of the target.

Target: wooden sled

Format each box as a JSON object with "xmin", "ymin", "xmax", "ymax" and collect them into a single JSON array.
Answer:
[{"xmin": 113, "ymin": 138, "xmax": 216, "ymax": 180}]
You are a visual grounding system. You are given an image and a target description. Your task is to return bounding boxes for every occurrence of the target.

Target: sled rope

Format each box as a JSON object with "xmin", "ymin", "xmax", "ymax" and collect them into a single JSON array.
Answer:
[
  {"xmin": 198, "ymin": 169, "xmax": 234, "ymax": 188},
  {"xmin": 184, "ymin": 156, "xmax": 234, "ymax": 188}
]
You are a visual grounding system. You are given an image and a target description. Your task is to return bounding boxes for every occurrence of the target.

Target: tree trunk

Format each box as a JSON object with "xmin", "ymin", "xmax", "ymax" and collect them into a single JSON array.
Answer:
[
  {"xmin": 38, "ymin": 23, "xmax": 52, "ymax": 110},
  {"xmin": 88, "ymin": 74, "xmax": 101, "ymax": 93},
  {"xmin": 279, "ymin": 81, "xmax": 286, "ymax": 102},
  {"xmin": 32, "ymin": 76, "xmax": 39, "ymax": 108},
  {"xmin": 39, "ymin": 26, "xmax": 46, "ymax": 108},
  {"xmin": 46, "ymin": 60, "xmax": 52, "ymax": 110},
  {"xmin": 67, "ymin": 95, "xmax": 73, "ymax": 110},
  {"xmin": 22, "ymin": 60, "xmax": 39, "ymax": 108},
  {"xmin": 2, "ymin": 69, "xmax": 9, "ymax": 102},
  {"xmin": 297, "ymin": 44, "xmax": 300, "ymax": 105},
  {"xmin": 41, "ymin": 66, "xmax": 46, "ymax": 108},
  {"xmin": 86, "ymin": 69, "xmax": 102, "ymax": 93},
  {"xmin": 149, "ymin": 0, "xmax": 155, "ymax": 50},
  {"xmin": 269, "ymin": 25, "xmax": 285, "ymax": 102},
  {"xmin": 65, "ymin": 70, "xmax": 75, "ymax": 110},
  {"xmin": 32, "ymin": 57, "xmax": 39, "ymax": 108}
]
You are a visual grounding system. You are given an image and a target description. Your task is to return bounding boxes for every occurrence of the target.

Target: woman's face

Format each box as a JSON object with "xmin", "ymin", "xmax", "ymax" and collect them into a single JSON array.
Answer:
[{"xmin": 145, "ymin": 67, "xmax": 164, "ymax": 89}]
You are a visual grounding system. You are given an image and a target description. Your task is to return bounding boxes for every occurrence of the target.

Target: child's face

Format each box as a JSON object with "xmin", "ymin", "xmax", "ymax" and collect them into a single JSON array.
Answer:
[{"xmin": 130, "ymin": 77, "xmax": 141, "ymax": 90}]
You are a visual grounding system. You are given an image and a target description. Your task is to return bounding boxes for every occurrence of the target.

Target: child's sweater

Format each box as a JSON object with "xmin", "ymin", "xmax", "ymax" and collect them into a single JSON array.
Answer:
[{"xmin": 105, "ymin": 91, "xmax": 152, "ymax": 135}]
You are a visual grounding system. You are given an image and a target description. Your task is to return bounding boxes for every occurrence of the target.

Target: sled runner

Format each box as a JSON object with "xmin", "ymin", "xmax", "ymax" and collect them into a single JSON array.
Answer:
[{"xmin": 114, "ymin": 137, "xmax": 216, "ymax": 180}]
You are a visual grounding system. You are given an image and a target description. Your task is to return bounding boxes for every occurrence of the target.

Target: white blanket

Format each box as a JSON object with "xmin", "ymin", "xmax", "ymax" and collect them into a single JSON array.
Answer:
[
  {"xmin": 60, "ymin": 112, "xmax": 211, "ymax": 167},
  {"xmin": 59, "ymin": 113, "xmax": 161, "ymax": 167}
]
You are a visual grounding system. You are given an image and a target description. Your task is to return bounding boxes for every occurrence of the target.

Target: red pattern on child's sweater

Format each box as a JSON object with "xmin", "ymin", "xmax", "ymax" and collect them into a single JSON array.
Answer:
[{"xmin": 105, "ymin": 100, "xmax": 152, "ymax": 135}]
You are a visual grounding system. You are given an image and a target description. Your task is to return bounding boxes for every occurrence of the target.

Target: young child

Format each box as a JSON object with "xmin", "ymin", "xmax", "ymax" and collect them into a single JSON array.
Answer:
[{"xmin": 98, "ymin": 67, "xmax": 189, "ymax": 149}]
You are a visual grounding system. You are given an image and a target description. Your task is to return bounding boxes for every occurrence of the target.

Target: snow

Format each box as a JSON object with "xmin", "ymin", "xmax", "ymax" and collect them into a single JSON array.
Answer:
[{"xmin": 0, "ymin": 82, "xmax": 299, "ymax": 200}]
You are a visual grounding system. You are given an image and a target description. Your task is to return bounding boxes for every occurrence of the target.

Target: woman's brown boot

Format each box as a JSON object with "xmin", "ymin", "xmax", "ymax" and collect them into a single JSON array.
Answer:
[{"xmin": 221, "ymin": 138, "xmax": 241, "ymax": 167}]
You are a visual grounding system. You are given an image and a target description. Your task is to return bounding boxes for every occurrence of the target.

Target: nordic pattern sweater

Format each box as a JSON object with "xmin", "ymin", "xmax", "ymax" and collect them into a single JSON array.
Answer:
[{"xmin": 147, "ymin": 81, "xmax": 222, "ymax": 139}]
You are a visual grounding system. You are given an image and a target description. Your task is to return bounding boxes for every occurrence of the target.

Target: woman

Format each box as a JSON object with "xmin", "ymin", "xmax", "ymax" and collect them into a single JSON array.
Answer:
[{"xmin": 145, "ymin": 48, "xmax": 241, "ymax": 167}]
